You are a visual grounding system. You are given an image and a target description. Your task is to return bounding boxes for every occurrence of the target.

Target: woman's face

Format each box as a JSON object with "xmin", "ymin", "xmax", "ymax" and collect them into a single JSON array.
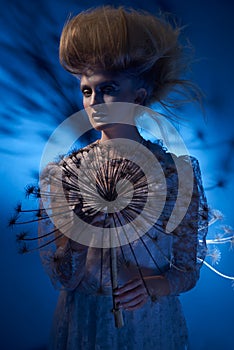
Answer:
[{"xmin": 80, "ymin": 69, "xmax": 146, "ymax": 130}]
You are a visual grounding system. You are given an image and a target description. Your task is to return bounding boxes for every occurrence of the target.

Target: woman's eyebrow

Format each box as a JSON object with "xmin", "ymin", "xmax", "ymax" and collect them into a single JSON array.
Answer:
[
  {"xmin": 80, "ymin": 80, "xmax": 120, "ymax": 90},
  {"xmin": 80, "ymin": 84, "xmax": 90, "ymax": 90},
  {"xmin": 99, "ymin": 80, "xmax": 120, "ymax": 87}
]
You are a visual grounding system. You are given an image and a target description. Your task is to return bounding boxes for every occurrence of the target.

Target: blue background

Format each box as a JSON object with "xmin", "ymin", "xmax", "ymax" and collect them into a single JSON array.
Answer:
[{"xmin": 0, "ymin": 0, "xmax": 234, "ymax": 349}]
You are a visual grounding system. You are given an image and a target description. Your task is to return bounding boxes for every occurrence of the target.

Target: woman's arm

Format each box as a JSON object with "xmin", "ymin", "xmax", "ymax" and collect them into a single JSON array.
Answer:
[
  {"xmin": 38, "ymin": 162, "xmax": 88, "ymax": 291},
  {"xmin": 162, "ymin": 156, "xmax": 208, "ymax": 295},
  {"xmin": 114, "ymin": 156, "xmax": 208, "ymax": 309}
]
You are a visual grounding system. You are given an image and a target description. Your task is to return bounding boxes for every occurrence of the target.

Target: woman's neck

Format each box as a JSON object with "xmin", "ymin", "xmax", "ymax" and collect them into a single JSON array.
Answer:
[{"xmin": 100, "ymin": 123, "xmax": 143, "ymax": 143}]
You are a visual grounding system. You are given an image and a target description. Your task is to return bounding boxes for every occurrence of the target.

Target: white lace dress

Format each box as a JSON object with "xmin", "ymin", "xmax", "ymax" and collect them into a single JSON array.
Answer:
[{"xmin": 39, "ymin": 140, "xmax": 208, "ymax": 350}]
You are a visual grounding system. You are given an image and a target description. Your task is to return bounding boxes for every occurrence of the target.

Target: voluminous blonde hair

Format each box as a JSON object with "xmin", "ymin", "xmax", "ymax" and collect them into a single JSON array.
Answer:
[{"xmin": 60, "ymin": 6, "xmax": 201, "ymax": 107}]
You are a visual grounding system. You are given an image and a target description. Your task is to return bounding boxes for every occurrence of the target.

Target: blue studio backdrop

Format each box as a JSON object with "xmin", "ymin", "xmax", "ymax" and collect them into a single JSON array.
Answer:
[{"xmin": 0, "ymin": 0, "xmax": 234, "ymax": 349}]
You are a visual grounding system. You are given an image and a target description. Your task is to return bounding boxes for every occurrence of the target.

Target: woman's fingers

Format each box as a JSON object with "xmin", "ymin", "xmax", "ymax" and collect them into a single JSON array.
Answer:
[
  {"xmin": 115, "ymin": 285, "xmax": 144, "ymax": 303},
  {"xmin": 114, "ymin": 278, "xmax": 143, "ymax": 295},
  {"xmin": 123, "ymin": 298, "xmax": 147, "ymax": 311},
  {"xmin": 114, "ymin": 278, "xmax": 148, "ymax": 310},
  {"xmin": 119, "ymin": 293, "xmax": 147, "ymax": 310}
]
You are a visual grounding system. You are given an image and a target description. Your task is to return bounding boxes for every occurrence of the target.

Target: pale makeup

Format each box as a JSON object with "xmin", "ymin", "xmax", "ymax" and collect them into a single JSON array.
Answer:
[{"xmin": 80, "ymin": 69, "xmax": 146, "ymax": 140}]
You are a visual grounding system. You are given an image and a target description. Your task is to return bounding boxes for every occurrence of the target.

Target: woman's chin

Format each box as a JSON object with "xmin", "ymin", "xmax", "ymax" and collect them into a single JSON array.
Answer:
[
  {"xmin": 92, "ymin": 122, "xmax": 121, "ymax": 132},
  {"xmin": 92, "ymin": 122, "xmax": 111, "ymax": 131}
]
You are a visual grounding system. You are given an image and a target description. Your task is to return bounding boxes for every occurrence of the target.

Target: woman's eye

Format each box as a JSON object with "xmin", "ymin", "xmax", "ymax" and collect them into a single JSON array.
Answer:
[
  {"xmin": 81, "ymin": 89, "xmax": 92, "ymax": 97},
  {"xmin": 102, "ymin": 86, "xmax": 117, "ymax": 94}
]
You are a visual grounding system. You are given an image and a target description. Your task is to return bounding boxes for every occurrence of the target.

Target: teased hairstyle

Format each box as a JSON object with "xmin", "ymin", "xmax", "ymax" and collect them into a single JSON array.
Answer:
[{"xmin": 60, "ymin": 6, "xmax": 201, "ymax": 108}]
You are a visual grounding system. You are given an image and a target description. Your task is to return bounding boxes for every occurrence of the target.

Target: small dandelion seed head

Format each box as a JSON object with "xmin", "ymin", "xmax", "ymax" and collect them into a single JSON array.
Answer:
[
  {"xmin": 25, "ymin": 185, "xmax": 41, "ymax": 198},
  {"xmin": 8, "ymin": 214, "xmax": 19, "ymax": 227},
  {"xmin": 18, "ymin": 243, "xmax": 29, "ymax": 254},
  {"xmin": 208, "ymin": 247, "xmax": 221, "ymax": 265},
  {"xmin": 211, "ymin": 209, "xmax": 224, "ymax": 221},
  {"xmin": 16, "ymin": 232, "xmax": 28, "ymax": 242},
  {"xmin": 221, "ymin": 225, "xmax": 234, "ymax": 234},
  {"xmin": 15, "ymin": 202, "xmax": 22, "ymax": 213},
  {"xmin": 25, "ymin": 185, "xmax": 36, "ymax": 198}
]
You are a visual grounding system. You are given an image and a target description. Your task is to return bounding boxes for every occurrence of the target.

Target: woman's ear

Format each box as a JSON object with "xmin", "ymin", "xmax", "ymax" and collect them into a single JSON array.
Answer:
[{"xmin": 134, "ymin": 88, "xmax": 147, "ymax": 105}]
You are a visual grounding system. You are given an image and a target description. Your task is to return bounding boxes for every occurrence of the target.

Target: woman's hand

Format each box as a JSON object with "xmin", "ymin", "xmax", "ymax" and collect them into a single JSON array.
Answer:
[
  {"xmin": 114, "ymin": 278, "xmax": 149, "ymax": 311},
  {"xmin": 114, "ymin": 275, "xmax": 171, "ymax": 311}
]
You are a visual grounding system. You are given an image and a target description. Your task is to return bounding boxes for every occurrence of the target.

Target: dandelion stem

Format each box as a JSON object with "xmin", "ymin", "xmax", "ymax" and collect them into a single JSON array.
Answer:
[{"xmin": 198, "ymin": 258, "xmax": 234, "ymax": 280}]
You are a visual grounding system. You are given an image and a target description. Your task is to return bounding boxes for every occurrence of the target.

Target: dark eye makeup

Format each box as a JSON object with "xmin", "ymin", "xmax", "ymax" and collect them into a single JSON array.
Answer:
[
  {"xmin": 80, "ymin": 81, "xmax": 120, "ymax": 97},
  {"xmin": 101, "ymin": 84, "xmax": 119, "ymax": 94},
  {"xmin": 81, "ymin": 86, "xmax": 92, "ymax": 97}
]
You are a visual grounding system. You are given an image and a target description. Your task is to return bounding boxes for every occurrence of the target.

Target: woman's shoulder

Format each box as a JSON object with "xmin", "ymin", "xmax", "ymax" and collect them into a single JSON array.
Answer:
[
  {"xmin": 147, "ymin": 139, "xmax": 199, "ymax": 167},
  {"xmin": 146, "ymin": 139, "xmax": 177, "ymax": 169},
  {"xmin": 146, "ymin": 139, "xmax": 202, "ymax": 187}
]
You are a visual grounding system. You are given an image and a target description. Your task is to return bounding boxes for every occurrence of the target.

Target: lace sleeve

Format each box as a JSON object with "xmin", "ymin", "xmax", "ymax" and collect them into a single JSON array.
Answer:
[
  {"xmin": 38, "ymin": 162, "xmax": 88, "ymax": 291},
  {"xmin": 164, "ymin": 156, "xmax": 208, "ymax": 295}
]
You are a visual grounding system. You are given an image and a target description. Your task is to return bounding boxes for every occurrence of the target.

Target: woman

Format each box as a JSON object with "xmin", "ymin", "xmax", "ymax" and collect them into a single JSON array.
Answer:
[{"xmin": 39, "ymin": 6, "xmax": 208, "ymax": 349}]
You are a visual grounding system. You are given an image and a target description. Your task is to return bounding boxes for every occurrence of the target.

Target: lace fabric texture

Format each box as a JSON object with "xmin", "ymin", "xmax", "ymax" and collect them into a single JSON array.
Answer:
[
  {"xmin": 39, "ymin": 140, "xmax": 208, "ymax": 349},
  {"xmin": 50, "ymin": 292, "xmax": 188, "ymax": 350}
]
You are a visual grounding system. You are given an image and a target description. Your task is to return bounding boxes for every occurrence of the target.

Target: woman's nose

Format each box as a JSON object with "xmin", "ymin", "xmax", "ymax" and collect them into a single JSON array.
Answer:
[{"xmin": 90, "ymin": 92, "xmax": 103, "ymax": 106}]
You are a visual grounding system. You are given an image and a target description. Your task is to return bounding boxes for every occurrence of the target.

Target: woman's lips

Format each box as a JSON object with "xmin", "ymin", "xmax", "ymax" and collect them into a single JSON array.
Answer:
[{"xmin": 92, "ymin": 112, "xmax": 107, "ymax": 121}]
